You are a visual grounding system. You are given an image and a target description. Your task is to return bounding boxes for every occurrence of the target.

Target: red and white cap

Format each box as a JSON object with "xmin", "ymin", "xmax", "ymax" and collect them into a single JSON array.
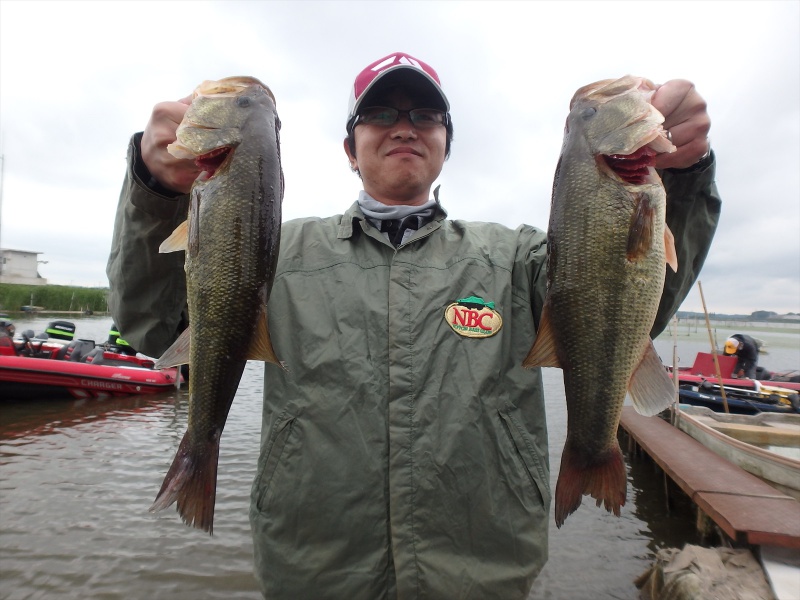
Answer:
[{"xmin": 347, "ymin": 52, "xmax": 449, "ymax": 126}]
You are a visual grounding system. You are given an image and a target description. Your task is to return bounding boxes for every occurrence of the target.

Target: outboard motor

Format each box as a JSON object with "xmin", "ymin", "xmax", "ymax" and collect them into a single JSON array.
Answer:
[
  {"xmin": 45, "ymin": 321, "xmax": 76, "ymax": 341},
  {"xmin": 107, "ymin": 323, "xmax": 138, "ymax": 356}
]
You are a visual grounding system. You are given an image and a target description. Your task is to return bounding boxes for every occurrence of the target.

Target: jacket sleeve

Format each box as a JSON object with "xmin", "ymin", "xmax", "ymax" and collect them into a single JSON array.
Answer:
[
  {"xmin": 105, "ymin": 133, "xmax": 190, "ymax": 357},
  {"xmin": 650, "ymin": 151, "xmax": 722, "ymax": 337}
]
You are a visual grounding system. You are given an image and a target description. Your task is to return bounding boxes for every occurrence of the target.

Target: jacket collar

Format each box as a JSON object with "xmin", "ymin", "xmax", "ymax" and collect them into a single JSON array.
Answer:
[{"xmin": 337, "ymin": 197, "xmax": 448, "ymax": 241}]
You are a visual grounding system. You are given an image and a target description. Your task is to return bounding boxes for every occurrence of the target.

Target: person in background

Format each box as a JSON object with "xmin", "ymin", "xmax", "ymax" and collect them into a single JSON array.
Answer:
[
  {"xmin": 106, "ymin": 52, "xmax": 720, "ymax": 599},
  {"xmin": 723, "ymin": 333, "xmax": 760, "ymax": 379},
  {"xmin": 0, "ymin": 319, "xmax": 15, "ymax": 338}
]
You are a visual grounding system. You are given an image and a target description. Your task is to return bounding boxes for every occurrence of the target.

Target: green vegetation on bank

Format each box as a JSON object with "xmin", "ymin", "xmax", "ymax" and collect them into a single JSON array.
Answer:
[{"xmin": 0, "ymin": 284, "xmax": 109, "ymax": 314}]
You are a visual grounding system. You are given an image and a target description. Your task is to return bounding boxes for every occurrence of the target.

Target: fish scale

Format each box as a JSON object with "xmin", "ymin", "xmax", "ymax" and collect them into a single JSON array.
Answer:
[{"xmin": 524, "ymin": 75, "xmax": 678, "ymax": 527}]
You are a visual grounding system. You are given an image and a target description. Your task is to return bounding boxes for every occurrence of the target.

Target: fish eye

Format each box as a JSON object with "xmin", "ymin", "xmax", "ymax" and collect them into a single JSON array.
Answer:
[
  {"xmin": 237, "ymin": 96, "xmax": 252, "ymax": 107},
  {"xmin": 581, "ymin": 107, "xmax": 597, "ymax": 119}
]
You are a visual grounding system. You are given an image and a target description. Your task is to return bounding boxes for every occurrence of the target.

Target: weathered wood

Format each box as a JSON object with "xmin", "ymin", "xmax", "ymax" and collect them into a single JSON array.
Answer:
[
  {"xmin": 704, "ymin": 421, "xmax": 800, "ymax": 447},
  {"xmin": 619, "ymin": 406, "xmax": 800, "ymax": 549}
]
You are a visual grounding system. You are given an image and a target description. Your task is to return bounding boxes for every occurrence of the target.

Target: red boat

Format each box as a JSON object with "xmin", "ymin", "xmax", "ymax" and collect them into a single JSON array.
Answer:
[
  {"xmin": 675, "ymin": 352, "xmax": 800, "ymax": 393},
  {"xmin": 671, "ymin": 352, "xmax": 800, "ymax": 415},
  {"xmin": 0, "ymin": 322, "xmax": 183, "ymax": 400}
]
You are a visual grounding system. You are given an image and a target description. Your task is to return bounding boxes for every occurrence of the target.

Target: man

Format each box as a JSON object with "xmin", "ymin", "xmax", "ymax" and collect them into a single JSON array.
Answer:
[
  {"xmin": 724, "ymin": 334, "xmax": 760, "ymax": 379},
  {"xmin": 107, "ymin": 52, "xmax": 720, "ymax": 599}
]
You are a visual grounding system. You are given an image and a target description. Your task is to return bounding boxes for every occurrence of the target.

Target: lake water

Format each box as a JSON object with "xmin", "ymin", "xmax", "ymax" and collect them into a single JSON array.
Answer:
[{"xmin": 2, "ymin": 316, "xmax": 797, "ymax": 599}]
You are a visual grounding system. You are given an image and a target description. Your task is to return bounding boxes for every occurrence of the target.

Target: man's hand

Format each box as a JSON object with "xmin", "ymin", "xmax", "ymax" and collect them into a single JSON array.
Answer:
[
  {"xmin": 652, "ymin": 80, "xmax": 711, "ymax": 170},
  {"xmin": 141, "ymin": 96, "xmax": 201, "ymax": 194}
]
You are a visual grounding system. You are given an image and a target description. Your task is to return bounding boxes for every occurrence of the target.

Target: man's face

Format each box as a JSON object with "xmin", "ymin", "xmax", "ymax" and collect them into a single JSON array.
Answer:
[{"xmin": 344, "ymin": 88, "xmax": 447, "ymax": 206}]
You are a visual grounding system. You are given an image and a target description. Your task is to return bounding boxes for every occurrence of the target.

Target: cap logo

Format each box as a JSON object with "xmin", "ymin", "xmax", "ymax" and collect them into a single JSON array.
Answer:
[
  {"xmin": 372, "ymin": 54, "xmax": 423, "ymax": 74},
  {"xmin": 444, "ymin": 296, "xmax": 503, "ymax": 338}
]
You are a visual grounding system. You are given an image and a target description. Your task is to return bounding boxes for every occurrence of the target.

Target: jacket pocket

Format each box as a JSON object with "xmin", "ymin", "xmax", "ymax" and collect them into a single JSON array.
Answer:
[
  {"xmin": 497, "ymin": 408, "xmax": 550, "ymax": 508},
  {"xmin": 253, "ymin": 414, "xmax": 296, "ymax": 513}
]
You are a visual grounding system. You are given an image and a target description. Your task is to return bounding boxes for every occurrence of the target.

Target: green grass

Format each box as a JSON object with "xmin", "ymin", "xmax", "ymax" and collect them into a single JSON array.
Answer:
[{"xmin": 0, "ymin": 284, "xmax": 109, "ymax": 313}]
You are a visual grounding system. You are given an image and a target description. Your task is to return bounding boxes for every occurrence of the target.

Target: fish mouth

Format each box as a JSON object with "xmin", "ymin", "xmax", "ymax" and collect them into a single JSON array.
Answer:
[
  {"xmin": 195, "ymin": 146, "xmax": 232, "ymax": 180},
  {"xmin": 602, "ymin": 145, "xmax": 657, "ymax": 185}
]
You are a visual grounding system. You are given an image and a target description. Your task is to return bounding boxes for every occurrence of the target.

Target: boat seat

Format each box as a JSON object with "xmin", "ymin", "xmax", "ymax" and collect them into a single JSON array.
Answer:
[
  {"xmin": 81, "ymin": 347, "xmax": 106, "ymax": 364},
  {"xmin": 690, "ymin": 352, "xmax": 737, "ymax": 378},
  {"xmin": 60, "ymin": 339, "xmax": 95, "ymax": 362}
]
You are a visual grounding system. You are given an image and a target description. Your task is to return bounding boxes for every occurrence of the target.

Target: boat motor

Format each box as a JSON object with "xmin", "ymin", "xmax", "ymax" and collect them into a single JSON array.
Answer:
[
  {"xmin": 45, "ymin": 321, "xmax": 76, "ymax": 341},
  {"xmin": 106, "ymin": 324, "xmax": 138, "ymax": 356}
]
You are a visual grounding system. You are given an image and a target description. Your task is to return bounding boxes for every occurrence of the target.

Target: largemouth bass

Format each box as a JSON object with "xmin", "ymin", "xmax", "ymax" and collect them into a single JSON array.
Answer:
[
  {"xmin": 151, "ymin": 76, "xmax": 284, "ymax": 533},
  {"xmin": 524, "ymin": 76, "xmax": 678, "ymax": 527}
]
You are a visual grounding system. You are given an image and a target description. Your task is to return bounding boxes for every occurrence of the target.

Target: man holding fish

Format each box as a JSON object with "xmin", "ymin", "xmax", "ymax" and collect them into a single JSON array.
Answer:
[{"xmin": 107, "ymin": 52, "xmax": 720, "ymax": 599}]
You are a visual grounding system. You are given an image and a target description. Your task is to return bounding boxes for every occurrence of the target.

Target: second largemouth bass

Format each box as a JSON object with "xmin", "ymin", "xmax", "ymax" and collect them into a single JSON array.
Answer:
[{"xmin": 524, "ymin": 75, "xmax": 678, "ymax": 528}]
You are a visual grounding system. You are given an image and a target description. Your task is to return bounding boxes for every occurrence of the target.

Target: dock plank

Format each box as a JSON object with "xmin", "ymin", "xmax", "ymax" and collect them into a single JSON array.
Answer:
[{"xmin": 619, "ymin": 406, "xmax": 800, "ymax": 549}]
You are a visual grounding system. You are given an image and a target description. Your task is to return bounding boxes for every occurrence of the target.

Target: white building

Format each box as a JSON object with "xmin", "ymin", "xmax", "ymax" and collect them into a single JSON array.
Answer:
[{"xmin": 0, "ymin": 248, "xmax": 48, "ymax": 285}]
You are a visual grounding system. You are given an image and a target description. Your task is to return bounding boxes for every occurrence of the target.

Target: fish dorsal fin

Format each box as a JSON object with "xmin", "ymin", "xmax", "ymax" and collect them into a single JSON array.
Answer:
[
  {"xmin": 159, "ymin": 220, "xmax": 189, "ymax": 253},
  {"xmin": 522, "ymin": 304, "xmax": 562, "ymax": 368},
  {"xmin": 246, "ymin": 305, "xmax": 285, "ymax": 369},
  {"xmin": 628, "ymin": 341, "xmax": 674, "ymax": 416},
  {"xmin": 154, "ymin": 328, "xmax": 191, "ymax": 369},
  {"xmin": 664, "ymin": 224, "xmax": 678, "ymax": 273}
]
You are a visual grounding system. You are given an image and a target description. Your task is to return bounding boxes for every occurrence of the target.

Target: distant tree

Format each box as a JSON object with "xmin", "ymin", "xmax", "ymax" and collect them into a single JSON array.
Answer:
[{"xmin": 750, "ymin": 310, "xmax": 777, "ymax": 320}]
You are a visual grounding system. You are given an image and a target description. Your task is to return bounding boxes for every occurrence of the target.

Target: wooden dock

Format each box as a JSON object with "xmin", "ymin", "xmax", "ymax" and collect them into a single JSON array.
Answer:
[{"xmin": 619, "ymin": 406, "xmax": 800, "ymax": 549}]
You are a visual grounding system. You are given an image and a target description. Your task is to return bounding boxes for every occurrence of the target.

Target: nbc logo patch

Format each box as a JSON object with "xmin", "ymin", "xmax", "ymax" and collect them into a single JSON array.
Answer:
[{"xmin": 444, "ymin": 296, "xmax": 503, "ymax": 338}]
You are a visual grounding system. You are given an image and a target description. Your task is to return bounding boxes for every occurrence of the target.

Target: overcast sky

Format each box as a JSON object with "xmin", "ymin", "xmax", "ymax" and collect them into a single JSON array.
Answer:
[{"xmin": 0, "ymin": 0, "xmax": 798, "ymax": 315}]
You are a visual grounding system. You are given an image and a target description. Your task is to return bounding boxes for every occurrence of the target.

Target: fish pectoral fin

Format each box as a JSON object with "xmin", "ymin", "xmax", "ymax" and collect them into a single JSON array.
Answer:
[
  {"xmin": 159, "ymin": 220, "xmax": 189, "ymax": 253},
  {"xmin": 522, "ymin": 305, "xmax": 562, "ymax": 368},
  {"xmin": 154, "ymin": 328, "xmax": 191, "ymax": 369},
  {"xmin": 626, "ymin": 193, "xmax": 655, "ymax": 262},
  {"xmin": 246, "ymin": 305, "xmax": 285, "ymax": 369},
  {"xmin": 664, "ymin": 224, "xmax": 678, "ymax": 272},
  {"xmin": 628, "ymin": 341, "xmax": 675, "ymax": 416}
]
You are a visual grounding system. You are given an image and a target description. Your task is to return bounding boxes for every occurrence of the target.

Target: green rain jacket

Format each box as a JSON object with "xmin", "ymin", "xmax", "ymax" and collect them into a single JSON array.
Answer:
[{"xmin": 107, "ymin": 134, "xmax": 721, "ymax": 600}]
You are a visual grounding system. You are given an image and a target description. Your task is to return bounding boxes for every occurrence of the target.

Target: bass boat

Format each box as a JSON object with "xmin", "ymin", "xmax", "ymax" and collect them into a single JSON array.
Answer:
[{"xmin": 0, "ymin": 320, "xmax": 182, "ymax": 400}]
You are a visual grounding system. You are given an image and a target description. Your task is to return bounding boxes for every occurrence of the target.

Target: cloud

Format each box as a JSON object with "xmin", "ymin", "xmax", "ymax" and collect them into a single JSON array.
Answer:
[{"xmin": 0, "ymin": 0, "xmax": 797, "ymax": 315}]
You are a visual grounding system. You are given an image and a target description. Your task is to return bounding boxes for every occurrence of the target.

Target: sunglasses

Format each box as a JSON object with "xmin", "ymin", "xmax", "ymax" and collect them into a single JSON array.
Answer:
[{"xmin": 354, "ymin": 106, "xmax": 448, "ymax": 129}]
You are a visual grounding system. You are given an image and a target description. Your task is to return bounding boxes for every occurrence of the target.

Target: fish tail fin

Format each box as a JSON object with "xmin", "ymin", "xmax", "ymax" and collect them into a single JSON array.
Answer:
[
  {"xmin": 555, "ymin": 440, "xmax": 627, "ymax": 528},
  {"xmin": 628, "ymin": 341, "xmax": 675, "ymax": 416},
  {"xmin": 523, "ymin": 304, "xmax": 562, "ymax": 368},
  {"xmin": 150, "ymin": 429, "xmax": 220, "ymax": 535},
  {"xmin": 246, "ymin": 305, "xmax": 285, "ymax": 369}
]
